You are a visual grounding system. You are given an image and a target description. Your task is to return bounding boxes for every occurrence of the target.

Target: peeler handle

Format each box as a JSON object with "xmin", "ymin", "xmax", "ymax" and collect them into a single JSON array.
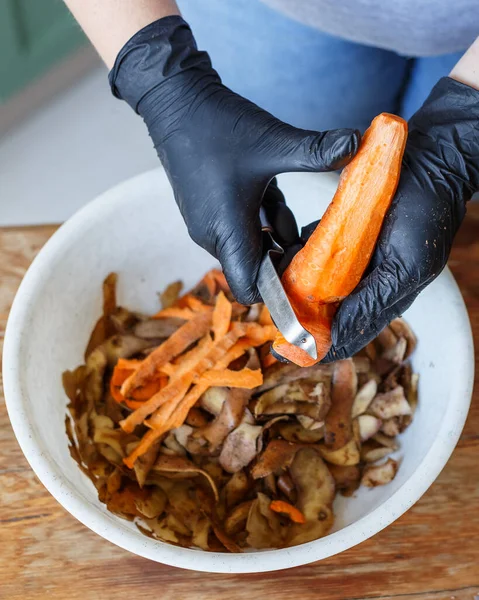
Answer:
[
  {"xmin": 259, "ymin": 206, "xmax": 283, "ymax": 256},
  {"xmin": 256, "ymin": 206, "xmax": 318, "ymax": 361},
  {"xmin": 259, "ymin": 206, "xmax": 273, "ymax": 233}
]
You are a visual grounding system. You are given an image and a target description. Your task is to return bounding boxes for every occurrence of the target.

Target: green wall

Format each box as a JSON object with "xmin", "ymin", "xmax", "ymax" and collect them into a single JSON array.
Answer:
[{"xmin": 0, "ymin": 0, "xmax": 86, "ymax": 102}]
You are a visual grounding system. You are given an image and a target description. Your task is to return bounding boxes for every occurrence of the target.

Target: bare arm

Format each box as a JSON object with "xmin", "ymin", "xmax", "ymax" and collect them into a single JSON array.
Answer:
[
  {"xmin": 450, "ymin": 36, "xmax": 479, "ymax": 90},
  {"xmin": 64, "ymin": 0, "xmax": 180, "ymax": 67}
]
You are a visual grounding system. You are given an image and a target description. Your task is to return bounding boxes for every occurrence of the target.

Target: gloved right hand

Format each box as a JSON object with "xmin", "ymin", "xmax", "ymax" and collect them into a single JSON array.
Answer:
[{"xmin": 109, "ymin": 16, "xmax": 360, "ymax": 305}]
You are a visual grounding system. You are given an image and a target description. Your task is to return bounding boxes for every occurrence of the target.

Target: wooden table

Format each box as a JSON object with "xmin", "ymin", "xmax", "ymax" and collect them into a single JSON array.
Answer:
[{"xmin": 1, "ymin": 215, "xmax": 479, "ymax": 600}]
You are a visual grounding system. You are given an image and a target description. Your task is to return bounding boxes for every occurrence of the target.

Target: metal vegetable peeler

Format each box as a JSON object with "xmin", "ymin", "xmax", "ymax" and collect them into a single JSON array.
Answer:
[{"xmin": 257, "ymin": 207, "xmax": 318, "ymax": 361}]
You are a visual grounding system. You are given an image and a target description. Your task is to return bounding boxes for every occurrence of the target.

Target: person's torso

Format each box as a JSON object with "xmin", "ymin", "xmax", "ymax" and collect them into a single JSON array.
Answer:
[{"xmin": 262, "ymin": 0, "xmax": 479, "ymax": 56}]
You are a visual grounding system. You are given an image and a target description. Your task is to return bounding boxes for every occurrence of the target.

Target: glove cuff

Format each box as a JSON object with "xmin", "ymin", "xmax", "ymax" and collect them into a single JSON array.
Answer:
[
  {"xmin": 409, "ymin": 76, "xmax": 479, "ymax": 197},
  {"xmin": 108, "ymin": 15, "xmax": 216, "ymax": 114}
]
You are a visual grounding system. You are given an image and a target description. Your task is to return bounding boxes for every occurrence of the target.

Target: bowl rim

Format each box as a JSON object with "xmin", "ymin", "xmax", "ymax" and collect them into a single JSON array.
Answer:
[{"xmin": 3, "ymin": 169, "xmax": 475, "ymax": 573}]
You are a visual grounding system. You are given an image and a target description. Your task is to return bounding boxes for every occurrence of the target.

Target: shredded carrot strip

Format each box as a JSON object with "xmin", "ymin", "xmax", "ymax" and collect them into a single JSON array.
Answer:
[
  {"xmin": 259, "ymin": 305, "xmax": 274, "ymax": 327},
  {"xmin": 160, "ymin": 363, "xmax": 177, "ymax": 377},
  {"xmin": 119, "ymin": 274, "xmax": 279, "ymax": 468},
  {"xmin": 177, "ymin": 294, "xmax": 209, "ymax": 312},
  {"xmin": 110, "ymin": 367, "xmax": 132, "ymax": 404},
  {"xmin": 210, "ymin": 269, "xmax": 230, "ymax": 293},
  {"xmin": 123, "ymin": 398, "xmax": 145, "ymax": 410},
  {"xmin": 147, "ymin": 328, "xmax": 243, "ymax": 430},
  {"xmin": 120, "ymin": 374, "xmax": 194, "ymax": 433},
  {"xmin": 111, "ymin": 359, "xmax": 169, "ymax": 408},
  {"xmin": 123, "ymin": 325, "xmax": 242, "ymax": 434},
  {"xmin": 116, "ymin": 358, "xmax": 142, "ymax": 369},
  {"xmin": 123, "ymin": 429, "xmax": 164, "ymax": 469},
  {"xmin": 214, "ymin": 339, "xmax": 251, "ymax": 369},
  {"xmin": 128, "ymin": 378, "xmax": 165, "ymax": 401},
  {"xmin": 170, "ymin": 334, "xmax": 214, "ymax": 379},
  {"xmin": 121, "ymin": 310, "xmax": 212, "ymax": 396},
  {"xmin": 197, "ymin": 269, "xmax": 230, "ymax": 299},
  {"xmin": 166, "ymin": 382, "xmax": 210, "ymax": 430},
  {"xmin": 202, "ymin": 271, "xmax": 217, "ymax": 297},
  {"xmin": 212, "ymin": 291, "xmax": 232, "ymax": 341},
  {"xmin": 269, "ymin": 500, "xmax": 306, "ymax": 524},
  {"xmin": 198, "ymin": 368, "xmax": 263, "ymax": 389},
  {"xmin": 152, "ymin": 307, "xmax": 195, "ymax": 320},
  {"xmin": 237, "ymin": 323, "xmax": 277, "ymax": 344},
  {"xmin": 124, "ymin": 381, "xmax": 210, "ymax": 467}
]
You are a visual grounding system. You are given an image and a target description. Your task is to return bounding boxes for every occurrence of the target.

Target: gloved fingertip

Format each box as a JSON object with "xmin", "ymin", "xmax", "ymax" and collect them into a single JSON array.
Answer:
[
  {"xmin": 320, "ymin": 128, "xmax": 361, "ymax": 171},
  {"xmin": 320, "ymin": 345, "xmax": 353, "ymax": 364},
  {"xmin": 227, "ymin": 279, "xmax": 262, "ymax": 306},
  {"xmin": 270, "ymin": 345, "xmax": 292, "ymax": 364}
]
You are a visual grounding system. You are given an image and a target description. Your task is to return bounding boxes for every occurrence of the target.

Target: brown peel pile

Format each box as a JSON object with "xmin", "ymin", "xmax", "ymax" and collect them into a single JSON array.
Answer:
[{"xmin": 64, "ymin": 270, "xmax": 418, "ymax": 552}]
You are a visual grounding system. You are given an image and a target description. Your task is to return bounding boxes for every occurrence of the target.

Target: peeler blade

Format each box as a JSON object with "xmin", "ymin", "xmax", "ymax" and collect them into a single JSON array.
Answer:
[{"xmin": 257, "ymin": 208, "xmax": 317, "ymax": 361}]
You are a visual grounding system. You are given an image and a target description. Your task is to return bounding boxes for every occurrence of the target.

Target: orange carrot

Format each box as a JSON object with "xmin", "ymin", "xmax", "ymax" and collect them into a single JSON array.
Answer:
[
  {"xmin": 121, "ymin": 310, "xmax": 212, "ymax": 395},
  {"xmin": 128, "ymin": 378, "xmax": 165, "ymax": 401},
  {"xmin": 169, "ymin": 334, "xmax": 214, "ymax": 380},
  {"xmin": 177, "ymin": 294, "xmax": 210, "ymax": 312},
  {"xmin": 259, "ymin": 305, "xmax": 274, "ymax": 327},
  {"xmin": 120, "ymin": 374, "xmax": 193, "ymax": 433},
  {"xmin": 214, "ymin": 339, "xmax": 251, "ymax": 369},
  {"xmin": 198, "ymin": 368, "xmax": 263, "ymax": 389},
  {"xmin": 269, "ymin": 500, "xmax": 306, "ymax": 524},
  {"xmin": 111, "ymin": 362, "xmax": 167, "ymax": 409},
  {"xmin": 236, "ymin": 323, "xmax": 277, "ymax": 345},
  {"xmin": 123, "ymin": 381, "xmax": 211, "ymax": 469},
  {"xmin": 201, "ymin": 270, "xmax": 218, "ymax": 297},
  {"xmin": 165, "ymin": 382, "xmax": 210, "ymax": 430},
  {"xmin": 123, "ymin": 429, "xmax": 164, "ymax": 469},
  {"xmin": 116, "ymin": 358, "xmax": 142, "ymax": 370},
  {"xmin": 273, "ymin": 113, "xmax": 408, "ymax": 366},
  {"xmin": 212, "ymin": 291, "xmax": 232, "ymax": 341},
  {"xmin": 110, "ymin": 366, "xmax": 133, "ymax": 404},
  {"xmin": 160, "ymin": 363, "xmax": 177, "ymax": 377},
  {"xmin": 211, "ymin": 269, "xmax": 230, "ymax": 293},
  {"xmin": 152, "ymin": 307, "xmax": 195, "ymax": 320},
  {"xmin": 127, "ymin": 328, "xmax": 243, "ymax": 434}
]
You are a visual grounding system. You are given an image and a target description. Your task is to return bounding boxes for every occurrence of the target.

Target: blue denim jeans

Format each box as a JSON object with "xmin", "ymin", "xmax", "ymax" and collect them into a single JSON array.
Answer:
[{"xmin": 179, "ymin": 0, "xmax": 463, "ymax": 132}]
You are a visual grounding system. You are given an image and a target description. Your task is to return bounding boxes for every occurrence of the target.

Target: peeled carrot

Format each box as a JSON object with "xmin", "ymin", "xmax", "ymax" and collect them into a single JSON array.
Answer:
[
  {"xmin": 273, "ymin": 113, "xmax": 408, "ymax": 366},
  {"xmin": 269, "ymin": 500, "xmax": 306, "ymax": 524}
]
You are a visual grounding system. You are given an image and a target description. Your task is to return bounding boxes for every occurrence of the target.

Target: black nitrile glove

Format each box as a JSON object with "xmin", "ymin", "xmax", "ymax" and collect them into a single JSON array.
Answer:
[
  {"xmin": 109, "ymin": 16, "xmax": 360, "ymax": 305},
  {"xmin": 324, "ymin": 77, "xmax": 479, "ymax": 360}
]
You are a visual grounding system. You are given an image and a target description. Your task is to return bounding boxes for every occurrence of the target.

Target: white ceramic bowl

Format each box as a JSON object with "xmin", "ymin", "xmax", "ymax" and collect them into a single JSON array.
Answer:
[{"xmin": 3, "ymin": 169, "xmax": 474, "ymax": 573}]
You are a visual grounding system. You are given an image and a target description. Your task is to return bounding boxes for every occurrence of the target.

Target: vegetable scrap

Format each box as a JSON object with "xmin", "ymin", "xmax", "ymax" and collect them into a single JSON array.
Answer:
[{"xmin": 64, "ymin": 270, "xmax": 418, "ymax": 552}]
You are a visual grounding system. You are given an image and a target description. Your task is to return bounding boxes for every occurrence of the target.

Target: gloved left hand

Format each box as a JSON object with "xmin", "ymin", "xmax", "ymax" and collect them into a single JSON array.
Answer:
[
  {"xmin": 108, "ymin": 16, "xmax": 360, "ymax": 305},
  {"xmin": 323, "ymin": 77, "xmax": 479, "ymax": 360}
]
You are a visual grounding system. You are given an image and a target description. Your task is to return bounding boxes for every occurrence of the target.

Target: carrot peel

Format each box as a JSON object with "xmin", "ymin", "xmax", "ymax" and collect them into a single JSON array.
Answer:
[{"xmin": 269, "ymin": 500, "xmax": 306, "ymax": 524}]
